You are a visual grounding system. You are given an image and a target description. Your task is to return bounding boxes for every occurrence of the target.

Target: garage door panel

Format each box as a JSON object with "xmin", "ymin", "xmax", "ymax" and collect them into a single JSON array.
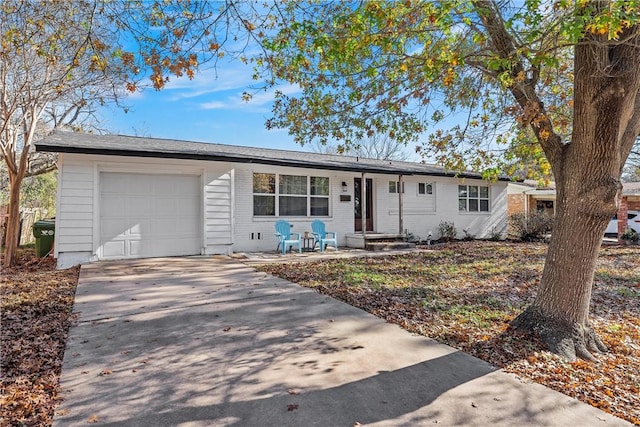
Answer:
[
  {"xmin": 101, "ymin": 218, "xmax": 129, "ymax": 238},
  {"xmin": 154, "ymin": 198, "xmax": 180, "ymax": 215},
  {"xmin": 102, "ymin": 196, "xmax": 127, "ymax": 217},
  {"xmin": 154, "ymin": 217, "xmax": 199, "ymax": 235},
  {"xmin": 129, "ymin": 240, "xmax": 143, "ymax": 257},
  {"xmin": 129, "ymin": 198, "xmax": 154, "ymax": 216},
  {"xmin": 102, "ymin": 175, "xmax": 130, "ymax": 193},
  {"xmin": 131, "ymin": 178, "xmax": 154, "ymax": 194},
  {"xmin": 100, "ymin": 173, "xmax": 201, "ymax": 260},
  {"xmin": 103, "ymin": 240, "xmax": 126, "ymax": 258},
  {"xmin": 156, "ymin": 175, "xmax": 198, "ymax": 193}
]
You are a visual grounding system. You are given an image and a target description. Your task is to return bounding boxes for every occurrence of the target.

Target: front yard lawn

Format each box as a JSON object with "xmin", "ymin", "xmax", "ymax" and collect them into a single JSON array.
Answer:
[
  {"xmin": 256, "ymin": 241, "xmax": 640, "ymax": 425},
  {"xmin": 1, "ymin": 242, "xmax": 638, "ymax": 425}
]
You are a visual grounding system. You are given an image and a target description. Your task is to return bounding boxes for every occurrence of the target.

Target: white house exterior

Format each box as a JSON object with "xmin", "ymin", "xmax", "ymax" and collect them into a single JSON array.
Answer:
[{"xmin": 36, "ymin": 131, "xmax": 510, "ymax": 268}]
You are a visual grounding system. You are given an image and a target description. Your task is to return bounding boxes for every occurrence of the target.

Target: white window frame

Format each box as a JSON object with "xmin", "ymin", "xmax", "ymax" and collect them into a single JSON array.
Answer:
[
  {"xmin": 388, "ymin": 181, "xmax": 405, "ymax": 194},
  {"xmin": 458, "ymin": 184, "xmax": 490, "ymax": 213},
  {"xmin": 417, "ymin": 182, "xmax": 434, "ymax": 196},
  {"xmin": 252, "ymin": 172, "xmax": 330, "ymax": 217}
]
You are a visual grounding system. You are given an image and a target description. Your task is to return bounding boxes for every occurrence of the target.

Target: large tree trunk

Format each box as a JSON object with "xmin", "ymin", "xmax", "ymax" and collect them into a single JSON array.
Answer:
[
  {"xmin": 512, "ymin": 18, "xmax": 640, "ymax": 361},
  {"xmin": 511, "ymin": 176, "xmax": 615, "ymax": 361}
]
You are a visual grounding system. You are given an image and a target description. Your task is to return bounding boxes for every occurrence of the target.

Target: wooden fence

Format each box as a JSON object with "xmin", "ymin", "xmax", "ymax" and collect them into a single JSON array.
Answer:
[{"xmin": 0, "ymin": 206, "xmax": 49, "ymax": 248}]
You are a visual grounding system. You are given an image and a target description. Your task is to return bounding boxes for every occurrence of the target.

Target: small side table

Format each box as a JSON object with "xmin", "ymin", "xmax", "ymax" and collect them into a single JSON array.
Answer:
[{"xmin": 301, "ymin": 236, "xmax": 315, "ymax": 252}]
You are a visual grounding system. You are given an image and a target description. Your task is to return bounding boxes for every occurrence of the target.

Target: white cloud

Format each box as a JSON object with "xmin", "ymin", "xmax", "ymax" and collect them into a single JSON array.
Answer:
[
  {"xmin": 198, "ymin": 83, "xmax": 301, "ymax": 112},
  {"xmin": 199, "ymin": 100, "xmax": 228, "ymax": 110},
  {"xmin": 162, "ymin": 61, "xmax": 257, "ymax": 100}
]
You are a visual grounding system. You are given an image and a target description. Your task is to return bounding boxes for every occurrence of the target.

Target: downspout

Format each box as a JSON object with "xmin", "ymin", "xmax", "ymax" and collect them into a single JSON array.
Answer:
[{"xmin": 398, "ymin": 174, "xmax": 403, "ymax": 235}]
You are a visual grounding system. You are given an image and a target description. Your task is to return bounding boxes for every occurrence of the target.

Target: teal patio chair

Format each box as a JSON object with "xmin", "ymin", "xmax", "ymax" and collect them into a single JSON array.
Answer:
[
  {"xmin": 275, "ymin": 220, "xmax": 301, "ymax": 254},
  {"xmin": 311, "ymin": 219, "xmax": 338, "ymax": 252}
]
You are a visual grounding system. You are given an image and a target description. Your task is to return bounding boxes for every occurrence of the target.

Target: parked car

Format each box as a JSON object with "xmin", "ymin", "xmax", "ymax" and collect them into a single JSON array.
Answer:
[{"xmin": 604, "ymin": 210, "xmax": 640, "ymax": 235}]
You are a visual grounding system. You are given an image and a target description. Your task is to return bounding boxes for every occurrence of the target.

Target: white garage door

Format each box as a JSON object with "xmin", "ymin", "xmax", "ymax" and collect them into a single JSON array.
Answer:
[{"xmin": 100, "ymin": 173, "xmax": 201, "ymax": 259}]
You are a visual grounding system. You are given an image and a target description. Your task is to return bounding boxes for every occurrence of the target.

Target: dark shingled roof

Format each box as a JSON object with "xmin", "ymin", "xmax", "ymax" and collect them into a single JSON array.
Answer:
[{"xmin": 36, "ymin": 130, "xmax": 511, "ymax": 180}]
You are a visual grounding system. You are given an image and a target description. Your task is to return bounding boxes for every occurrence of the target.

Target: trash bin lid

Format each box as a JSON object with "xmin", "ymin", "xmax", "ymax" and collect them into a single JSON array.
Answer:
[{"xmin": 34, "ymin": 219, "xmax": 55, "ymax": 227}]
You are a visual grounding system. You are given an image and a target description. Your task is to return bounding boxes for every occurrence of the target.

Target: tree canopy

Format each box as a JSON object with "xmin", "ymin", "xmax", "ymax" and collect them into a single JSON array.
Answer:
[
  {"xmin": 255, "ymin": 1, "xmax": 639, "ymax": 180},
  {"xmin": 250, "ymin": 0, "xmax": 640, "ymax": 360}
]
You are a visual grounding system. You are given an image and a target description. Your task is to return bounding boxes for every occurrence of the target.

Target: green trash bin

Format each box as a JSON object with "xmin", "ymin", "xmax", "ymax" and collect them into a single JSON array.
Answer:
[{"xmin": 33, "ymin": 219, "xmax": 55, "ymax": 257}]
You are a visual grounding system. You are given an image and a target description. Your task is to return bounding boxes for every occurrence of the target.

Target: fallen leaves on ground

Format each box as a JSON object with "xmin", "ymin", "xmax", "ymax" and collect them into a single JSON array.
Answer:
[
  {"xmin": 1, "ymin": 249, "xmax": 79, "ymax": 426},
  {"xmin": 2, "ymin": 243, "xmax": 638, "ymax": 425},
  {"xmin": 256, "ymin": 241, "xmax": 640, "ymax": 425}
]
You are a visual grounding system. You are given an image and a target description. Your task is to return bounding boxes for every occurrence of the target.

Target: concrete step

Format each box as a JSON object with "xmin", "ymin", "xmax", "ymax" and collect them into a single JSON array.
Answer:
[{"xmin": 366, "ymin": 241, "xmax": 416, "ymax": 251}]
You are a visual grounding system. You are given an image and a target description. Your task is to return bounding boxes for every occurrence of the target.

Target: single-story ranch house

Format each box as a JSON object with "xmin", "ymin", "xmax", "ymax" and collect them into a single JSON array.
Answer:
[{"xmin": 36, "ymin": 131, "xmax": 511, "ymax": 269}]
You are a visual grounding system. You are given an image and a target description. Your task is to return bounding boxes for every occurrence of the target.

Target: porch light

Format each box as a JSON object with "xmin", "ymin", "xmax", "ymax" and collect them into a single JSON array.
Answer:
[{"xmin": 342, "ymin": 181, "xmax": 348, "ymax": 192}]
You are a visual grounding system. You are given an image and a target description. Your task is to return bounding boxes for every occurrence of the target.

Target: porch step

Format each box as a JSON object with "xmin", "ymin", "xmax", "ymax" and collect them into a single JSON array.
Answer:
[
  {"xmin": 345, "ymin": 233, "xmax": 413, "ymax": 250},
  {"xmin": 366, "ymin": 241, "xmax": 416, "ymax": 251}
]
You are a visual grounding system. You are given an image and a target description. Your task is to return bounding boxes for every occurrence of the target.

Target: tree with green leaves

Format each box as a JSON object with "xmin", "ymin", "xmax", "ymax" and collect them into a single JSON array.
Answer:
[
  {"xmin": 251, "ymin": 1, "xmax": 640, "ymax": 361},
  {"xmin": 0, "ymin": 0, "xmax": 247, "ymax": 267},
  {"xmin": 0, "ymin": 0, "xmax": 125, "ymax": 267}
]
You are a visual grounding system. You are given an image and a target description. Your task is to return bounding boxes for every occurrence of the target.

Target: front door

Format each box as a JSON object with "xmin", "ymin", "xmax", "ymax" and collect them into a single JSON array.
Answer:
[{"xmin": 354, "ymin": 178, "xmax": 373, "ymax": 232}]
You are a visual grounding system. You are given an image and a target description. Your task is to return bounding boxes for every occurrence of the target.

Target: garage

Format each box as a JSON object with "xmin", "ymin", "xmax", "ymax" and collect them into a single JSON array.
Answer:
[{"xmin": 99, "ymin": 172, "xmax": 202, "ymax": 259}]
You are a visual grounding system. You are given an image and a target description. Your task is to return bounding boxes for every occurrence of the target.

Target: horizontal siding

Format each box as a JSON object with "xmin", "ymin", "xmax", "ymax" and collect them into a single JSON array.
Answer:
[
  {"xmin": 205, "ymin": 224, "xmax": 231, "ymax": 233},
  {"xmin": 57, "ymin": 163, "xmax": 94, "ymax": 254},
  {"xmin": 61, "ymin": 179, "xmax": 93, "ymax": 190},
  {"xmin": 57, "ymin": 227, "xmax": 92, "ymax": 237},
  {"xmin": 57, "ymin": 234, "xmax": 93, "ymax": 244},
  {"xmin": 206, "ymin": 198, "xmax": 233, "ymax": 207},
  {"xmin": 57, "ymin": 242, "xmax": 93, "ymax": 252},
  {"xmin": 58, "ymin": 219, "xmax": 93, "ymax": 228},
  {"xmin": 60, "ymin": 203, "xmax": 92, "ymax": 213},
  {"xmin": 58, "ymin": 211, "xmax": 92, "ymax": 221},
  {"xmin": 206, "ymin": 206, "xmax": 231, "ymax": 214},
  {"xmin": 61, "ymin": 194, "xmax": 93, "ymax": 205},
  {"xmin": 206, "ymin": 218, "xmax": 231, "ymax": 226},
  {"xmin": 204, "ymin": 170, "xmax": 232, "ymax": 246}
]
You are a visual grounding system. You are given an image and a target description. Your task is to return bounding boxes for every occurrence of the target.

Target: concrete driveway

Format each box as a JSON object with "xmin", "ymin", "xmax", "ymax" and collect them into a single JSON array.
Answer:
[{"xmin": 54, "ymin": 256, "xmax": 629, "ymax": 426}]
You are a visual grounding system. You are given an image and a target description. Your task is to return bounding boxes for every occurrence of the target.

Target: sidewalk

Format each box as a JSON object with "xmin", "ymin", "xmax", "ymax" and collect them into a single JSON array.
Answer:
[{"xmin": 53, "ymin": 256, "xmax": 630, "ymax": 426}]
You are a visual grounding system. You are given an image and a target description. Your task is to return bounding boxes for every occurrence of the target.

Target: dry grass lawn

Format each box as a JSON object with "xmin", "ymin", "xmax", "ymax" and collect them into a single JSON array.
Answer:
[{"xmin": 1, "ymin": 242, "xmax": 638, "ymax": 425}]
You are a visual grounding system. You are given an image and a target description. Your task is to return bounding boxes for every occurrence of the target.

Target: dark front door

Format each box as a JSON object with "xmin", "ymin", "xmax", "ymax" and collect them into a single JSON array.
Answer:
[{"xmin": 354, "ymin": 178, "xmax": 373, "ymax": 232}]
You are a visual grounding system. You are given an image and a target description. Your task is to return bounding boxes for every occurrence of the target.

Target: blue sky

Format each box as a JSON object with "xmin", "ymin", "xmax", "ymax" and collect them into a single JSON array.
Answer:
[
  {"xmin": 100, "ymin": 60, "xmax": 305, "ymax": 151},
  {"xmin": 99, "ymin": 59, "xmax": 422, "ymax": 160}
]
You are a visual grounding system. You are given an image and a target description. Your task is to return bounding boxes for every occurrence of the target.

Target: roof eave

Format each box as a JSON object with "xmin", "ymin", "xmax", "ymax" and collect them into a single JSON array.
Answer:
[{"xmin": 36, "ymin": 142, "xmax": 512, "ymax": 181}]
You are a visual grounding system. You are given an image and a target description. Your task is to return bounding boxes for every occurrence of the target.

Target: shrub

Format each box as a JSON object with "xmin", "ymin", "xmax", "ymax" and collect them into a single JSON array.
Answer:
[
  {"xmin": 621, "ymin": 228, "xmax": 639, "ymax": 243},
  {"xmin": 488, "ymin": 227, "xmax": 504, "ymax": 241},
  {"xmin": 462, "ymin": 228, "xmax": 476, "ymax": 241},
  {"xmin": 509, "ymin": 212, "xmax": 554, "ymax": 242},
  {"xmin": 438, "ymin": 220, "xmax": 457, "ymax": 242}
]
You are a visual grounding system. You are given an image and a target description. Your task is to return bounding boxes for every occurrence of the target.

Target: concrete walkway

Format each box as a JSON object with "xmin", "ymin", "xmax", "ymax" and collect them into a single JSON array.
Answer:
[{"xmin": 54, "ymin": 256, "xmax": 630, "ymax": 426}]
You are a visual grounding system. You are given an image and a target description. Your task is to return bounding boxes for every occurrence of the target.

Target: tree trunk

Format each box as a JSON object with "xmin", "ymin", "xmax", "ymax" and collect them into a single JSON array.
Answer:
[
  {"xmin": 512, "ymin": 19, "xmax": 640, "ymax": 360},
  {"xmin": 511, "ymin": 177, "xmax": 614, "ymax": 361},
  {"xmin": 511, "ymin": 85, "xmax": 627, "ymax": 359},
  {"xmin": 3, "ymin": 172, "xmax": 24, "ymax": 268}
]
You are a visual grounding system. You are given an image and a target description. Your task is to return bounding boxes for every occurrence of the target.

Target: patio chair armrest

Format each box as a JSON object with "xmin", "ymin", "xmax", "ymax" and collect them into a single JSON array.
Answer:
[
  {"xmin": 326, "ymin": 231, "xmax": 337, "ymax": 238},
  {"xmin": 290, "ymin": 232, "xmax": 301, "ymax": 239}
]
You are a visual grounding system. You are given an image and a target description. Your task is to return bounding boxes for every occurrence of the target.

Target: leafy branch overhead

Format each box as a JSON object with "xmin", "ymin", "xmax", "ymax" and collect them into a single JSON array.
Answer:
[{"xmin": 253, "ymin": 1, "xmax": 640, "ymax": 176}]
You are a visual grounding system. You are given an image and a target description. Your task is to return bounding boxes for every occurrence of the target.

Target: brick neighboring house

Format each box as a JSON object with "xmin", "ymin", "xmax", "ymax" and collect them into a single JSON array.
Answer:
[
  {"xmin": 507, "ymin": 180, "xmax": 557, "ymax": 219},
  {"xmin": 619, "ymin": 182, "xmax": 640, "ymax": 236},
  {"xmin": 508, "ymin": 181, "xmax": 640, "ymax": 240}
]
